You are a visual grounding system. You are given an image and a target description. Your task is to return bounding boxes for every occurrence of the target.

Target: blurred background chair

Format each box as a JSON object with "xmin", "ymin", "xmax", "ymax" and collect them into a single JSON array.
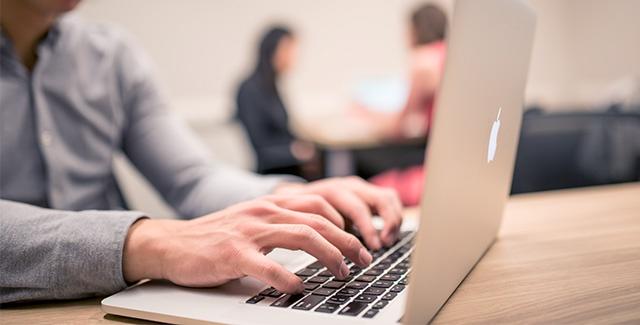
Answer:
[{"xmin": 511, "ymin": 105, "xmax": 640, "ymax": 194}]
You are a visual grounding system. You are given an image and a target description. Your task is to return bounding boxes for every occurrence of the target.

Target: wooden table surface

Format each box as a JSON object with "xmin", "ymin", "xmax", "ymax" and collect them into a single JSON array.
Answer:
[
  {"xmin": 2, "ymin": 183, "xmax": 640, "ymax": 324},
  {"xmin": 294, "ymin": 116, "xmax": 386, "ymax": 150}
]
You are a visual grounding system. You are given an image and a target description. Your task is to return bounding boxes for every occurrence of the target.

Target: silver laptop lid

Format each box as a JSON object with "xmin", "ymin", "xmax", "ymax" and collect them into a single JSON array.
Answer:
[{"xmin": 403, "ymin": 0, "xmax": 536, "ymax": 323}]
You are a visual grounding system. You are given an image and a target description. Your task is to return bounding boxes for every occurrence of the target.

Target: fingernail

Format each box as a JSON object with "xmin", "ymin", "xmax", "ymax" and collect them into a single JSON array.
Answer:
[
  {"xmin": 359, "ymin": 247, "xmax": 372, "ymax": 265},
  {"xmin": 339, "ymin": 262, "xmax": 350, "ymax": 278},
  {"xmin": 296, "ymin": 281, "xmax": 305, "ymax": 293}
]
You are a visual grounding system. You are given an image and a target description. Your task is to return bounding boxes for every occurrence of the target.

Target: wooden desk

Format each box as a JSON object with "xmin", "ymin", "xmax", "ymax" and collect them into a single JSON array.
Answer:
[
  {"xmin": 295, "ymin": 115, "xmax": 385, "ymax": 150},
  {"xmin": 2, "ymin": 183, "xmax": 640, "ymax": 324}
]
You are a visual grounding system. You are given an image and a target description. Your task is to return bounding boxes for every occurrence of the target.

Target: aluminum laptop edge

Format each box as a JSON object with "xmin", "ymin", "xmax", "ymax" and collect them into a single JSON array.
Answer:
[{"xmin": 101, "ymin": 0, "xmax": 536, "ymax": 323}]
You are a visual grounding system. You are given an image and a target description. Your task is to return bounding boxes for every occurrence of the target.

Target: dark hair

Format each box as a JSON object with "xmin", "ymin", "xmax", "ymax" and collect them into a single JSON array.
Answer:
[
  {"xmin": 253, "ymin": 25, "xmax": 293, "ymax": 92},
  {"xmin": 411, "ymin": 4, "xmax": 447, "ymax": 46}
]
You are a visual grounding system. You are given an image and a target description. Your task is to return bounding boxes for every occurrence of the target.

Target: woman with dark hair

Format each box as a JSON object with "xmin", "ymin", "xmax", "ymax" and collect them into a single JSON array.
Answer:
[{"xmin": 235, "ymin": 26, "xmax": 318, "ymax": 179}]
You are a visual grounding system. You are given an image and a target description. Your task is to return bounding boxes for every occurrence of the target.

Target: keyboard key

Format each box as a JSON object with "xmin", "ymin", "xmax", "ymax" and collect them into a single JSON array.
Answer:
[
  {"xmin": 292, "ymin": 294, "xmax": 326, "ymax": 310},
  {"xmin": 399, "ymin": 231, "xmax": 412, "ymax": 239},
  {"xmin": 332, "ymin": 275, "xmax": 354, "ymax": 283},
  {"xmin": 318, "ymin": 270, "xmax": 333, "ymax": 277},
  {"xmin": 306, "ymin": 261, "xmax": 324, "ymax": 270},
  {"xmin": 328, "ymin": 294, "xmax": 351, "ymax": 304},
  {"xmin": 399, "ymin": 277, "xmax": 408, "ymax": 285},
  {"xmin": 312, "ymin": 288, "xmax": 336, "ymax": 296},
  {"xmin": 346, "ymin": 282, "xmax": 368, "ymax": 290},
  {"xmin": 258, "ymin": 287, "xmax": 275, "ymax": 296},
  {"xmin": 390, "ymin": 284, "xmax": 405, "ymax": 293},
  {"xmin": 337, "ymin": 288, "xmax": 359, "ymax": 297},
  {"xmin": 372, "ymin": 300, "xmax": 388, "ymax": 309},
  {"xmin": 338, "ymin": 301, "xmax": 369, "ymax": 316},
  {"xmin": 381, "ymin": 274, "xmax": 401, "ymax": 281},
  {"xmin": 266, "ymin": 289, "xmax": 284, "ymax": 298},
  {"xmin": 364, "ymin": 269, "xmax": 383, "ymax": 276},
  {"xmin": 363, "ymin": 287, "xmax": 386, "ymax": 295},
  {"xmin": 356, "ymin": 275, "xmax": 376, "ymax": 283},
  {"xmin": 381, "ymin": 292, "xmax": 397, "ymax": 301},
  {"xmin": 323, "ymin": 281, "xmax": 346, "ymax": 289},
  {"xmin": 363, "ymin": 308, "xmax": 379, "ymax": 318},
  {"xmin": 307, "ymin": 276, "xmax": 330, "ymax": 283},
  {"xmin": 349, "ymin": 266, "xmax": 363, "ymax": 276},
  {"xmin": 371, "ymin": 250, "xmax": 385, "ymax": 260},
  {"xmin": 372, "ymin": 280, "xmax": 394, "ymax": 288},
  {"xmin": 296, "ymin": 268, "xmax": 317, "ymax": 277},
  {"xmin": 315, "ymin": 303, "xmax": 340, "ymax": 314},
  {"xmin": 398, "ymin": 245, "xmax": 411, "ymax": 254},
  {"xmin": 372, "ymin": 263, "xmax": 391, "ymax": 270},
  {"xmin": 304, "ymin": 282, "xmax": 320, "ymax": 291},
  {"xmin": 245, "ymin": 295, "xmax": 264, "ymax": 304},
  {"xmin": 354, "ymin": 294, "xmax": 377, "ymax": 303},
  {"xmin": 389, "ymin": 267, "xmax": 408, "ymax": 275},
  {"xmin": 271, "ymin": 294, "xmax": 305, "ymax": 307}
]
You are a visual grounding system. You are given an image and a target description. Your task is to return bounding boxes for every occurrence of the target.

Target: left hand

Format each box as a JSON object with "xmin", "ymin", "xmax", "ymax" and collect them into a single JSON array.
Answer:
[{"xmin": 274, "ymin": 176, "xmax": 404, "ymax": 250}]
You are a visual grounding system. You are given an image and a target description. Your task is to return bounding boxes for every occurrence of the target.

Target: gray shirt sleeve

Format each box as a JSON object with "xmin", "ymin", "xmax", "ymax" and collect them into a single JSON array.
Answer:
[
  {"xmin": 0, "ymin": 200, "xmax": 146, "ymax": 304},
  {"xmin": 115, "ymin": 32, "xmax": 300, "ymax": 219}
]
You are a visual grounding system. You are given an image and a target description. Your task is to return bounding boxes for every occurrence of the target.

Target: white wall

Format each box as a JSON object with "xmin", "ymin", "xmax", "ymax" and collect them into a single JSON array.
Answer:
[
  {"xmin": 77, "ymin": 0, "xmax": 640, "ymax": 114},
  {"xmin": 526, "ymin": 0, "xmax": 640, "ymax": 108},
  {"xmin": 77, "ymin": 0, "xmax": 453, "ymax": 122}
]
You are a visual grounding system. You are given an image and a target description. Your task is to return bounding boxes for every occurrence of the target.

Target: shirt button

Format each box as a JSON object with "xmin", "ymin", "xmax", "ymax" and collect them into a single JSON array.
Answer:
[{"xmin": 41, "ymin": 131, "xmax": 53, "ymax": 147}]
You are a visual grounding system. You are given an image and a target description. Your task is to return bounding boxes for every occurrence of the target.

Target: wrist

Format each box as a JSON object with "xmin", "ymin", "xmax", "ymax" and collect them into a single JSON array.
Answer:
[{"xmin": 123, "ymin": 218, "xmax": 179, "ymax": 283}]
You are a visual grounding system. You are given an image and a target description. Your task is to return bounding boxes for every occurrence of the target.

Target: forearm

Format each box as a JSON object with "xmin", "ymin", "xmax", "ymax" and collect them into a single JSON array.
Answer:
[{"xmin": 0, "ymin": 200, "xmax": 145, "ymax": 304}]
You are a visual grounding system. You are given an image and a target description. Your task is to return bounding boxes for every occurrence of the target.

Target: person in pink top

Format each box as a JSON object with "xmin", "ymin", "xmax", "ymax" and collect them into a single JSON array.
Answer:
[{"xmin": 367, "ymin": 3, "xmax": 448, "ymax": 206}]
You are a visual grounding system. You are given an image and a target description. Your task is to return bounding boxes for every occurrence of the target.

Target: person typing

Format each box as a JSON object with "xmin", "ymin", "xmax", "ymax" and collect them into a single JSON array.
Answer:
[{"xmin": 0, "ymin": 0, "xmax": 402, "ymax": 304}]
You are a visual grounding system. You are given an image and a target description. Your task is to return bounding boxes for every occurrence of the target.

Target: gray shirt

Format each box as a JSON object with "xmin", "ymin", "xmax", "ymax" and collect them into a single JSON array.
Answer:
[{"xmin": 0, "ymin": 15, "xmax": 292, "ymax": 304}]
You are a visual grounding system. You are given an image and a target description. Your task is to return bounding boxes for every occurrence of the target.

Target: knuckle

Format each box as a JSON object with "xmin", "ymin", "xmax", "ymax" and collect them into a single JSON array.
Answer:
[
  {"xmin": 328, "ymin": 247, "xmax": 343, "ymax": 263},
  {"xmin": 261, "ymin": 263, "xmax": 281, "ymax": 281},
  {"xmin": 221, "ymin": 240, "xmax": 244, "ymax": 262},
  {"xmin": 246, "ymin": 201, "xmax": 278, "ymax": 215},
  {"xmin": 346, "ymin": 234, "xmax": 362, "ymax": 251},
  {"xmin": 309, "ymin": 216, "xmax": 330, "ymax": 233},
  {"xmin": 292, "ymin": 224, "xmax": 316, "ymax": 240},
  {"xmin": 308, "ymin": 194, "xmax": 328, "ymax": 209}
]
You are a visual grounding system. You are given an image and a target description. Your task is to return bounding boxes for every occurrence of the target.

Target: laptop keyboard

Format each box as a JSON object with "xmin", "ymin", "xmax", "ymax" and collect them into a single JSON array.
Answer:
[{"xmin": 245, "ymin": 230, "xmax": 414, "ymax": 318}]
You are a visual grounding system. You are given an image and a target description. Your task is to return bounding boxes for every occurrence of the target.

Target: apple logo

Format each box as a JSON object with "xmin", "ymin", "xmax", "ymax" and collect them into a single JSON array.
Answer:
[{"xmin": 487, "ymin": 107, "xmax": 502, "ymax": 163}]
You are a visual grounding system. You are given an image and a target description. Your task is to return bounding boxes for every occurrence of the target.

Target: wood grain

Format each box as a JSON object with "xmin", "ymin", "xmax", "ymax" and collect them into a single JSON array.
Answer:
[
  {"xmin": 2, "ymin": 183, "xmax": 639, "ymax": 324},
  {"xmin": 432, "ymin": 182, "xmax": 640, "ymax": 324}
]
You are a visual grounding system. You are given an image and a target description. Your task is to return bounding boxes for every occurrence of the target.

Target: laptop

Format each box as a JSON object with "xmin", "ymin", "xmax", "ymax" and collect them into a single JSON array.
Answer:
[{"xmin": 102, "ymin": 0, "xmax": 536, "ymax": 323}]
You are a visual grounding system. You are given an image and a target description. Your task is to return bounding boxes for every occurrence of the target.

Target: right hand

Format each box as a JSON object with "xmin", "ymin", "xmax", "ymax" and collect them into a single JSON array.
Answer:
[{"xmin": 122, "ymin": 195, "xmax": 373, "ymax": 294}]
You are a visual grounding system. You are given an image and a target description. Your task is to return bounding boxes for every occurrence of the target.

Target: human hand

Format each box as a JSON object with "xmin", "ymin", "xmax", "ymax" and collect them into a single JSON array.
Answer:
[
  {"xmin": 274, "ymin": 176, "xmax": 403, "ymax": 250},
  {"xmin": 122, "ymin": 195, "xmax": 373, "ymax": 294}
]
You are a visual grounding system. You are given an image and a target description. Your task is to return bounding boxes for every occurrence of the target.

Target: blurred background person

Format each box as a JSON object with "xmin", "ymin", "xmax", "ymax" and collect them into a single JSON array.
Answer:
[
  {"xmin": 353, "ymin": 3, "xmax": 448, "ymax": 206},
  {"xmin": 235, "ymin": 26, "xmax": 321, "ymax": 180},
  {"xmin": 356, "ymin": 3, "xmax": 447, "ymax": 140}
]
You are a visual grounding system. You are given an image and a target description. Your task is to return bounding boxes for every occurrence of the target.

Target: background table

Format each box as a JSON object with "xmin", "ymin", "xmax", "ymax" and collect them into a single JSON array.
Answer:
[{"xmin": 2, "ymin": 183, "xmax": 640, "ymax": 324}]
